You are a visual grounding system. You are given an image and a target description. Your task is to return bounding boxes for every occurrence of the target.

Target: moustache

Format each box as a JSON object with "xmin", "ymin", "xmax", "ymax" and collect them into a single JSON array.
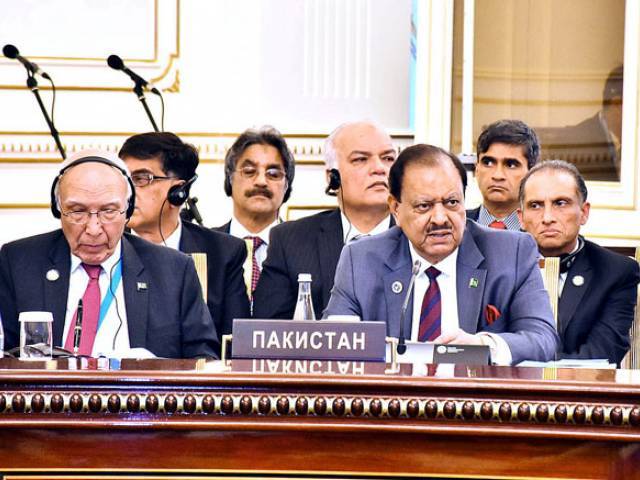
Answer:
[
  {"xmin": 420, "ymin": 223, "xmax": 453, "ymax": 245},
  {"xmin": 245, "ymin": 187, "xmax": 273, "ymax": 199}
]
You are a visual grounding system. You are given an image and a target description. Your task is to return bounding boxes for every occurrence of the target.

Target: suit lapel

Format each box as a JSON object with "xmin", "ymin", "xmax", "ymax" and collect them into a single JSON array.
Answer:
[
  {"xmin": 46, "ymin": 234, "xmax": 71, "ymax": 347},
  {"xmin": 317, "ymin": 210, "xmax": 344, "ymax": 307},
  {"xmin": 456, "ymin": 229, "xmax": 487, "ymax": 333},
  {"xmin": 121, "ymin": 236, "xmax": 149, "ymax": 348},
  {"xmin": 382, "ymin": 230, "xmax": 412, "ymax": 338},
  {"xmin": 558, "ymin": 252, "xmax": 592, "ymax": 336}
]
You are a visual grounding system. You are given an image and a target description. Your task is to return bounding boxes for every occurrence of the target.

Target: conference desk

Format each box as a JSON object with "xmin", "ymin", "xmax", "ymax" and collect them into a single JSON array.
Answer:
[{"xmin": 0, "ymin": 358, "xmax": 638, "ymax": 479}]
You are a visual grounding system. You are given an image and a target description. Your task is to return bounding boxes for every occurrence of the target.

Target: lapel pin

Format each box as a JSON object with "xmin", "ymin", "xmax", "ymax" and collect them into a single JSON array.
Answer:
[
  {"xmin": 391, "ymin": 281, "xmax": 403, "ymax": 294},
  {"xmin": 572, "ymin": 275, "xmax": 585, "ymax": 287},
  {"xmin": 469, "ymin": 278, "xmax": 479, "ymax": 288},
  {"xmin": 137, "ymin": 282, "xmax": 148, "ymax": 291},
  {"xmin": 46, "ymin": 269, "xmax": 60, "ymax": 282}
]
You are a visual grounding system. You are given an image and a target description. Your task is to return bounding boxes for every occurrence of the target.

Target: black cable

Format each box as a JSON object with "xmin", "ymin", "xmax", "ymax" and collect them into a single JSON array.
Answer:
[
  {"xmin": 47, "ymin": 76, "xmax": 56, "ymax": 126},
  {"xmin": 158, "ymin": 91, "xmax": 165, "ymax": 132},
  {"xmin": 158, "ymin": 196, "xmax": 169, "ymax": 246}
]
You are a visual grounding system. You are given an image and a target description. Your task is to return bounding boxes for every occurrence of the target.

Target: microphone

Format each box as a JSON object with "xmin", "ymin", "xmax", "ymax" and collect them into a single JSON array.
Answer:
[
  {"xmin": 107, "ymin": 54, "xmax": 160, "ymax": 95},
  {"xmin": 3, "ymin": 44, "xmax": 51, "ymax": 79},
  {"xmin": 73, "ymin": 299, "xmax": 84, "ymax": 355},
  {"xmin": 185, "ymin": 197, "xmax": 204, "ymax": 226},
  {"xmin": 397, "ymin": 260, "xmax": 421, "ymax": 355}
]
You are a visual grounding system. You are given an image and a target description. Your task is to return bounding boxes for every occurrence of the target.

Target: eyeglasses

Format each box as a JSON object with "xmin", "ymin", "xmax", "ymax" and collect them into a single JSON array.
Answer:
[
  {"xmin": 62, "ymin": 209, "xmax": 126, "ymax": 225},
  {"xmin": 235, "ymin": 166, "xmax": 286, "ymax": 182},
  {"xmin": 131, "ymin": 172, "xmax": 177, "ymax": 188}
]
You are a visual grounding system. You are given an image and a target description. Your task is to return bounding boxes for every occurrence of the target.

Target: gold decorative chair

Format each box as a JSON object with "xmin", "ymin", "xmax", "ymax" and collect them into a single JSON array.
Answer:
[{"xmin": 187, "ymin": 253, "xmax": 208, "ymax": 302}]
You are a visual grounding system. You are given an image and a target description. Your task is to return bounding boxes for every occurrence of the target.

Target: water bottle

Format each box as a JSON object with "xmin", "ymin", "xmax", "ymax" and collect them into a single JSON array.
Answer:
[{"xmin": 293, "ymin": 273, "xmax": 316, "ymax": 320}]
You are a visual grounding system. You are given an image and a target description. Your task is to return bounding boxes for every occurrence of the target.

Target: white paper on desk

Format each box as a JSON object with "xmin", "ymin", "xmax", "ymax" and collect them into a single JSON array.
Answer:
[
  {"xmin": 95, "ymin": 347, "xmax": 157, "ymax": 359},
  {"xmin": 517, "ymin": 359, "xmax": 615, "ymax": 369}
]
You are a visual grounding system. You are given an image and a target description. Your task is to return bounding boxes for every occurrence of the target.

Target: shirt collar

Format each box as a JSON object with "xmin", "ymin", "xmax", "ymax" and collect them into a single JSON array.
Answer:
[
  {"xmin": 341, "ymin": 212, "xmax": 391, "ymax": 243},
  {"xmin": 229, "ymin": 216, "xmax": 279, "ymax": 245},
  {"xmin": 129, "ymin": 220, "xmax": 182, "ymax": 250},
  {"xmin": 478, "ymin": 205, "xmax": 521, "ymax": 230},
  {"xmin": 407, "ymin": 237, "xmax": 459, "ymax": 278},
  {"xmin": 70, "ymin": 240, "xmax": 122, "ymax": 275}
]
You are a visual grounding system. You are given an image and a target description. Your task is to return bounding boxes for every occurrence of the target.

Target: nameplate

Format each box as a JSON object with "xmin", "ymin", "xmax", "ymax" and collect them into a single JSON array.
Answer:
[
  {"xmin": 232, "ymin": 359, "xmax": 389, "ymax": 376},
  {"xmin": 232, "ymin": 319, "xmax": 386, "ymax": 361}
]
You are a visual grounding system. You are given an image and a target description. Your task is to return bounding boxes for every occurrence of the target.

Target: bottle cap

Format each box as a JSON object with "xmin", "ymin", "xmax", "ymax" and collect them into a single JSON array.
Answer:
[{"xmin": 297, "ymin": 273, "xmax": 312, "ymax": 282}]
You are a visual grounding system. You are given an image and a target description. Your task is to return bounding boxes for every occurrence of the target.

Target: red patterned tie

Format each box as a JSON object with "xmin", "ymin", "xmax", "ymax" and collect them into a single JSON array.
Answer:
[
  {"xmin": 245, "ymin": 236, "xmax": 264, "ymax": 295},
  {"xmin": 488, "ymin": 220, "xmax": 507, "ymax": 230},
  {"xmin": 418, "ymin": 267, "xmax": 441, "ymax": 342},
  {"xmin": 64, "ymin": 263, "xmax": 102, "ymax": 356}
]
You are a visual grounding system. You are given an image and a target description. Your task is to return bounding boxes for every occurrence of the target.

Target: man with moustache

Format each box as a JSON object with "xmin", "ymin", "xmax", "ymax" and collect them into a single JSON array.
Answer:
[
  {"xmin": 467, "ymin": 120, "xmax": 540, "ymax": 230},
  {"xmin": 253, "ymin": 121, "xmax": 397, "ymax": 320},
  {"xmin": 214, "ymin": 126, "xmax": 295, "ymax": 302},
  {"xmin": 324, "ymin": 144, "xmax": 558, "ymax": 365},
  {"xmin": 119, "ymin": 132, "xmax": 250, "ymax": 343},
  {"xmin": 0, "ymin": 150, "xmax": 218, "ymax": 358},
  {"xmin": 518, "ymin": 160, "xmax": 639, "ymax": 364}
]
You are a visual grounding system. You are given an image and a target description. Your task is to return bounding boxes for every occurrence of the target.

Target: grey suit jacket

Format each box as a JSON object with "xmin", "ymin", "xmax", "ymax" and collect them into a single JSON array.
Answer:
[
  {"xmin": 0, "ymin": 230, "xmax": 219, "ymax": 358},
  {"xmin": 324, "ymin": 221, "xmax": 558, "ymax": 364}
]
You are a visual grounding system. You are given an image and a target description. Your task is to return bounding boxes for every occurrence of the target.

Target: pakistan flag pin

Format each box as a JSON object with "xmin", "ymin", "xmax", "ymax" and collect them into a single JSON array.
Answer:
[{"xmin": 469, "ymin": 277, "xmax": 479, "ymax": 288}]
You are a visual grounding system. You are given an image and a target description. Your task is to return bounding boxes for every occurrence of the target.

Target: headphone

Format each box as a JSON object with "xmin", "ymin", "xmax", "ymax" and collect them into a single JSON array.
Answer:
[
  {"xmin": 325, "ymin": 168, "xmax": 341, "ymax": 196},
  {"xmin": 559, "ymin": 236, "xmax": 585, "ymax": 273},
  {"xmin": 50, "ymin": 156, "xmax": 136, "ymax": 219},
  {"xmin": 167, "ymin": 174, "xmax": 197, "ymax": 207}
]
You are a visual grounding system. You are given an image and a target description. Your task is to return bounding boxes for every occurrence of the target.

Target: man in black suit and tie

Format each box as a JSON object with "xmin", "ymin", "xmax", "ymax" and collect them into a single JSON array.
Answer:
[
  {"xmin": 518, "ymin": 160, "xmax": 640, "ymax": 364},
  {"xmin": 0, "ymin": 150, "xmax": 218, "ymax": 358},
  {"xmin": 213, "ymin": 126, "xmax": 295, "ymax": 302},
  {"xmin": 253, "ymin": 121, "xmax": 397, "ymax": 319},
  {"xmin": 118, "ymin": 132, "xmax": 250, "ymax": 343},
  {"xmin": 467, "ymin": 119, "xmax": 540, "ymax": 231}
]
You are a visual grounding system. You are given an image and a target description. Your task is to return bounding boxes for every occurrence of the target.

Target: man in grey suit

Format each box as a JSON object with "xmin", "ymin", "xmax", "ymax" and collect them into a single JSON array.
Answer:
[
  {"xmin": 324, "ymin": 144, "xmax": 558, "ymax": 365},
  {"xmin": 0, "ymin": 150, "xmax": 218, "ymax": 358}
]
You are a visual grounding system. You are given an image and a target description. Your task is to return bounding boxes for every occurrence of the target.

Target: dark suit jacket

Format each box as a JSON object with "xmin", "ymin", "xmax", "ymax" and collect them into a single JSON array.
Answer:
[
  {"xmin": 558, "ymin": 240, "xmax": 640, "ymax": 364},
  {"xmin": 212, "ymin": 221, "xmax": 231, "ymax": 234},
  {"xmin": 0, "ymin": 230, "xmax": 219, "ymax": 358},
  {"xmin": 253, "ymin": 209, "xmax": 344, "ymax": 319},
  {"xmin": 466, "ymin": 206, "xmax": 480, "ymax": 222},
  {"xmin": 324, "ymin": 221, "xmax": 559, "ymax": 364},
  {"xmin": 179, "ymin": 221, "xmax": 250, "ymax": 339}
]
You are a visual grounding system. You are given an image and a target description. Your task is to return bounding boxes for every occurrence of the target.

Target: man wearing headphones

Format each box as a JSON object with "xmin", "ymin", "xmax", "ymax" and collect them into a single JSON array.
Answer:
[
  {"xmin": 213, "ymin": 126, "xmax": 295, "ymax": 302},
  {"xmin": 0, "ymin": 150, "xmax": 218, "ymax": 358},
  {"xmin": 119, "ymin": 132, "xmax": 250, "ymax": 342},
  {"xmin": 253, "ymin": 121, "xmax": 397, "ymax": 319},
  {"xmin": 518, "ymin": 160, "xmax": 640, "ymax": 364}
]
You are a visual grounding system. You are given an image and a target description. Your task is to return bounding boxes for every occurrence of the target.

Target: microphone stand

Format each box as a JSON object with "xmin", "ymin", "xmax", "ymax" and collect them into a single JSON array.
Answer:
[
  {"xmin": 26, "ymin": 74, "xmax": 66, "ymax": 159},
  {"xmin": 181, "ymin": 197, "xmax": 204, "ymax": 226},
  {"xmin": 133, "ymin": 81, "xmax": 160, "ymax": 132}
]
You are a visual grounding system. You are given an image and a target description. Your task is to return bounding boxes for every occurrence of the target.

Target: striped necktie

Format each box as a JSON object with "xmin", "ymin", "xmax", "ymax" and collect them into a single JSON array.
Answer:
[
  {"xmin": 418, "ymin": 267, "xmax": 441, "ymax": 342},
  {"xmin": 64, "ymin": 263, "xmax": 102, "ymax": 356}
]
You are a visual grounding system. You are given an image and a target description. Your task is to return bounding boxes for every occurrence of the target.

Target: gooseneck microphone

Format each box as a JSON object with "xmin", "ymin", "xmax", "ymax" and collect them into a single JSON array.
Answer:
[
  {"xmin": 73, "ymin": 299, "xmax": 84, "ymax": 355},
  {"xmin": 397, "ymin": 260, "xmax": 421, "ymax": 355},
  {"xmin": 107, "ymin": 54, "xmax": 160, "ymax": 95},
  {"xmin": 2, "ymin": 44, "xmax": 50, "ymax": 79}
]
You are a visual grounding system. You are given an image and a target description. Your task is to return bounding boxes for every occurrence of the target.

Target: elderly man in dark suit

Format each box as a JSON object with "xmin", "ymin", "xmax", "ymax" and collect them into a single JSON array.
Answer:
[
  {"xmin": 325, "ymin": 144, "xmax": 558, "ymax": 365},
  {"xmin": 253, "ymin": 121, "xmax": 397, "ymax": 320},
  {"xmin": 518, "ymin": 160, "xmax": 639, "ymax": 364},
  {"xmin": 0, "ymin": 150, "xmax": 218, "ymax": 358},
  {"xmin": 119, "ymin": 132, "xmax": 250, "ymax": 342}
]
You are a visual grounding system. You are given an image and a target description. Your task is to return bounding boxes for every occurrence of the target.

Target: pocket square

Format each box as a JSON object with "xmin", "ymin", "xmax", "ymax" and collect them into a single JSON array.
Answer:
[{"xmin": 485, "ymin": 304, "xmax": 501, "ymax": 325}]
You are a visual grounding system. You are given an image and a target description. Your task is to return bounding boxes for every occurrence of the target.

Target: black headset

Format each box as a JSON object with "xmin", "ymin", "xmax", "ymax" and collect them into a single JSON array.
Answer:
[
  {"xmin": 50, "ymin": 156, "xmax": 136, "ymax": 219},
  {"xmin": 325, "ymin": 168, "xmax": 341, "ymax": 196},
  {"xmin": 167, "ymin": 174, "xmax": 197, "ymax": 207}
]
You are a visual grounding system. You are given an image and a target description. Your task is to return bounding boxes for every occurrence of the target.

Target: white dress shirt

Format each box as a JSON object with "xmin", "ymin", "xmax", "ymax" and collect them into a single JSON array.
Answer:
[
  {"xmin": 62, "ymin": 242, "xmax": 130, "ymax": 356},
  {"xmin": 341, "ymin": 213, "xmax": 391, "ymax": 243},
  {"xmin": 130, "ymin": 220, "xmax": 182, "ymax": 250},
  {"xmin": 407, "ymin": 240, "xmax": 512, "ymax": 365},
  {"xmin": 229, "ymin": 216, "xmax": 278, "ymax": 271}
]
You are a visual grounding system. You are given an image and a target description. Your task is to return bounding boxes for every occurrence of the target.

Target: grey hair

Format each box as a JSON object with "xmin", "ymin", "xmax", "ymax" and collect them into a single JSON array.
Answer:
[
  {"xmin": 323, "ymin": 120, "xmax": 390, "ymax": 169},
  {"xmin": 518, "ymin": 159, "xmax": 588, "ymax": 208}
]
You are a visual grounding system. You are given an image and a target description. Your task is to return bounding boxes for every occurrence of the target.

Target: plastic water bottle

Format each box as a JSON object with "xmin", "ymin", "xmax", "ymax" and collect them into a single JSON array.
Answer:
[{"xmin": 293, "ymin": 273, "xmax": 316, "ymax": 320}]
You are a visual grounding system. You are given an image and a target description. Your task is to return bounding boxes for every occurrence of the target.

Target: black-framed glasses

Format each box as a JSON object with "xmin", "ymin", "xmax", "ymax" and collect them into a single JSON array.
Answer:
[
  {"xmin": 235, "ymin": 166, "xmax": 286, "ymax": 181},
  {"xmin": 62, "ymin": 209, "xmax": 126, "ymax": 225},
  {"xmin": 131, "ymin": 172, "xmax": 177, "ymax": 187}
]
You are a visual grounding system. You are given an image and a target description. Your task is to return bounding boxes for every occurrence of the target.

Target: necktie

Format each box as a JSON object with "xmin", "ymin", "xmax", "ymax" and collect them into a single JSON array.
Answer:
[
  {"xmin": 244, "ymin": 236, "xmax": 265, "ymax": 296},
  {"xmin": 488, "ymin": 220, "xmax": 507, "ymax": 230},
  {"xmin": 418, "ymin": 267, "xmax": 441, "ymax": 342},
  {"xmin": 64, "ymin": 263, "xmax": 102, "ymax": 356}
]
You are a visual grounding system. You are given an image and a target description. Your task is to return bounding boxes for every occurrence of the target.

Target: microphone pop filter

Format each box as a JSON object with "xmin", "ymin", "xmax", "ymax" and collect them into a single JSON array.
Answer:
[
  {"xmin": 3, "ymin": 44, "xmax": 19, "ymax": 59},
  {"xmin": 107, "ymin": 54, "xmax": 124, "ymax": 70}
]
